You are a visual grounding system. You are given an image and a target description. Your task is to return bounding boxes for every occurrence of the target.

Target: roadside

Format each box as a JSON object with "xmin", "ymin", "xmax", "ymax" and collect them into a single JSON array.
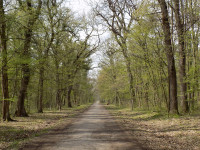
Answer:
[
  {"xmin": 105, "ymin": 105, "xmax": 200, "ymax": 150},
  {"xmin": 0, "ymin": 104, "xmax": 92, "ymax": 150}
]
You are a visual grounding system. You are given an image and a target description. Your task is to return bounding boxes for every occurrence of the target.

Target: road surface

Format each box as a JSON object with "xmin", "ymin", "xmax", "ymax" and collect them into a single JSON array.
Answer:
[{"xmin": 21, "ymin": 102, "xmax": 144, "ymax": 150}]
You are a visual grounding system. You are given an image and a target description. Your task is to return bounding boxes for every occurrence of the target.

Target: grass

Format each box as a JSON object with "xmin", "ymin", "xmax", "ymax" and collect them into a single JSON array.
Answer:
[
  {"xmin": 0, "ymin": 103, "xmax": 92, "ymax": 150},
  {"xmin": 105, "ymin": 104, "xmax": 200, "ymax": 150}
]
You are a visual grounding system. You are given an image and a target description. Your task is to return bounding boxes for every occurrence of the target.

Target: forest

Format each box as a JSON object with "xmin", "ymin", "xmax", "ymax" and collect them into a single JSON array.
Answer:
[
  {"xmin": 0, "ymin": 0, "xmax": 200, "ymax": 150},
  {"xmin": 96, "ymin": 0, "xmax": 200, "ymax": 115},
  {"xmin": 0, "ymin": 0, "xmax": 96, "ymax": 121}
]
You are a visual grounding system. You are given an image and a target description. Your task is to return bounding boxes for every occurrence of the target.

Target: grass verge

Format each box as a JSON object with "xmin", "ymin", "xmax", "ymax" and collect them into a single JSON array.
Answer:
[
  {"xmin": 0, "ymin": 104, "xmax": 92, "ymax": 150},
  {"xmin": 105, "ymin": 104, "xmax": 200, "ymax": 150}
]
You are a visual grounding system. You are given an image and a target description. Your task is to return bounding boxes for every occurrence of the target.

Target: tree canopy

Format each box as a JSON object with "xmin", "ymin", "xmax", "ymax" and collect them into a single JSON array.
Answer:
[{"xmin": 1, "ymin": 0, "xmax": 200, "ymax": 121}]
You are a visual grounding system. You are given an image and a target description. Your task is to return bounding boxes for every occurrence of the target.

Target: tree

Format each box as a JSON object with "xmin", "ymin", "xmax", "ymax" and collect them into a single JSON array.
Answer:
[
  {"xmin": 36, "ymin": 0, "xmax": 57, "ymax": 113},
  {"xmin": 173, "ymin": 0, "xmax": 189, "ymax": 113},
  {"xmin": 0, "ymin": 0, "xmax": 12, "ymax": 121},
  {"xmin": 94, "ymin": 0, "xmax": 137, "ymax": 110},
  {"xmin": 158, "ymin": 0, "xmax": 179, "ymax": 114},
  {"xmin": 15, "ymin": 0, "xmax": 42, "ymax": 117},
  {"xmin": 96, "ymin": 0, "xmax": 200, "ymax": 114},
  {"xmin": 0, "ymin": 0, "xmax": 95, "ymax": 118}
]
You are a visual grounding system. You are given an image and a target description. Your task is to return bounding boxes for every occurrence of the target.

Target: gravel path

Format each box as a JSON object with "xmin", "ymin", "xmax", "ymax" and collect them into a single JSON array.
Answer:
[{"xmin": 21, "ymin": 102, "xmax": 144, "ymax": 150}]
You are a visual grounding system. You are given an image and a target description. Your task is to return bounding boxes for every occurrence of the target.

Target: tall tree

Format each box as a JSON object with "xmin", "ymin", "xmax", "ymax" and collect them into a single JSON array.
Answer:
[
  {"xmin": 15, "ymin": 0, "xmax": 42, "ymax": 117},
  {"xmin": 104, "ymin": 40, "xmax": 120, "ymax": 106},
  {"xmin": 173, "ymin": 0, "xmax": 189, "ymax": 113},
  {"xmin": 0, "ymin": 0, "xmax": 12, "ymax": 121},
  {"xmin": 158, "ymin": 0, "xmax": 179, "ymax": 114},
  {"xmin": 37, "ymin": 0, "xmax": 56, "ymax": 113}
]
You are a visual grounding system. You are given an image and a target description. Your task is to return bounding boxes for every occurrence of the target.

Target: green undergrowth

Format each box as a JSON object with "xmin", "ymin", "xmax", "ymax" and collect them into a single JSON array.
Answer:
[
  {"xmin": 105, "ymin": 104, "xmax": 200, "ymax": 120},
  {"xmin": 0, "ymin": 103, "xmax": 92, "ymax": 150},
  {"xmin": 105, "ymin": 104, "xmax": 167, "ymax": 120}
]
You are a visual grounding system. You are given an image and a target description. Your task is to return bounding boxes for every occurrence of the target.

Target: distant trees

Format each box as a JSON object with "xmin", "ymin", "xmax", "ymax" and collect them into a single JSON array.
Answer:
[
  {"xmin": 94, "ymin": 0, "xmax": 136, "ymax": 110},
  {"xmin": 96, "ymin": 0, "xmax": 200, "ymax": 115},
  {"xmin": 0, "ymin": 0, "xmax": 96, "ymax": 121}
]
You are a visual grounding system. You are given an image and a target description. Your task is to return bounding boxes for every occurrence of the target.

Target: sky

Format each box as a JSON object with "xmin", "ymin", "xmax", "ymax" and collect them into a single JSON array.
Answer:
[
  {"xmin": 66, "ymin": 0, "xmax": 104, "ymax": 78},
  {"xmin": 68, "ymin": 0, "xmax": 91, "ymax": 15}
]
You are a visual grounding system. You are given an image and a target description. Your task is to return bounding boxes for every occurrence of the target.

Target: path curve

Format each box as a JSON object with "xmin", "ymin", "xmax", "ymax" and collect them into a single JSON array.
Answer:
[{"xmin": 21, "ymin": 102, "xmax": 143, "ymax": 150}]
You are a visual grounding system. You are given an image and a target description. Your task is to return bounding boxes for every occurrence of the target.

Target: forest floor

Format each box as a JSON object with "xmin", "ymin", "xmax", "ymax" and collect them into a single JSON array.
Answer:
[
  {"xmin": 105, "ymin": 105, "xmax": 200, "ymax": 150},
  {"xmin": 0, "ymin": 104, "xmax": 91, "ymax": 150}
]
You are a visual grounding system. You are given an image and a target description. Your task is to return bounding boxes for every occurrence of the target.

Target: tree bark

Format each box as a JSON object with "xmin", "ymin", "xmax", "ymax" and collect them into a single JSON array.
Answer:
[
  {"xmin": 15, "ymin": 64, "xmax": 30, "ymax": 117},
  {"xmin": 56, "ymin": 90, "xmax": 61, "ymax": 110},
  {"xmin": 15, "ymin": 0, "xmax": 42, "ymax": 117},
  {"xmin": 36, "ymin": 0, "xmax": 56, "ymax": 112},
  {"xmin": 37, "ymin": 29, "xmax": 54, "ymax": 113},
  {"xmin": 116, "ymin": 39, "xmax": 135, "ymax": 110},
  {"xmin": 0, "ymin": 0, "xmax": 12, "ymax": 121},
  {"xmin": 67, "ymin": 85, "xmax": 73, "ymax": 108},
  {"xmin": 107, "ymin": 49, "xmax": 120, "ymax": 106},
  {"xmin": 158, "ymin": 0, "xmax": 179, "ymax": 114},
  {"xmin": 173, "ymin": 0, "xmax": 189, "ymax": 113},
  {"xmin": 124, "ymin": 54, "xmax": 135, "ymax": 110},
  {"xmin": 38, "ymin": 67, "xmax": 44, "ymax": 113},
  {"xmin": 55, "ymin": 63, "xmax": 61, "ymax": 110},
  {"xmin": 145, "ymin": 83, "xmax": 149, "ymax": 110}
]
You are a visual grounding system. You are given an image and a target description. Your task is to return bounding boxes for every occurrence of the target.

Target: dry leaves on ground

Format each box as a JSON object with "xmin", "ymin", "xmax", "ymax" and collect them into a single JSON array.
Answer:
[
  {"xmin": 0, "ymin": 104, "xmax": 91, "ymax": 150},
  {"xmin": 106, "ymin": 105, "xmax": 200, "ymax": 150}
]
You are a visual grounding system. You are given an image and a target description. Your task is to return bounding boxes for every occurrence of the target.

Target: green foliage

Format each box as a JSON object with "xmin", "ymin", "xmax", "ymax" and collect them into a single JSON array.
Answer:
[
  {"xmin": 0, "ymin": 0, "xmax": 96, "ymax": 119},
  {"xmin": 96, "ymin": 0, "xmax": 200, "ymax": 114},
  {"xmin": 0, "ymin": 97, "xmax": 17, "ymax": 102}
]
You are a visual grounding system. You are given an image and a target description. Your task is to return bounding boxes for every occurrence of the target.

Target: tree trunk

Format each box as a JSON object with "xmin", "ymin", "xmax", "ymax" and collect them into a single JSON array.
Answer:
[
  {"xmin": 158, "ymin": 0, "xmax": 179, "ymax": 114},
  {"xmin": 38, "ymin": 67, "xmax": 44, "ymax": 113},
  {"xmin": 115, "ymin": 91, "xmax": 119, "ymax": 106},
  {"xmin": 67, "ymin": 85, "xmax": 73, "ymax": 108},
  {"xmin": 145, "ymin": 83, "xmax": 149, "ymax": 110},
  {"xmin": 0, "ymin": 0, "xmax": 12, "ymax": 121},
  {"xmin": 122, "ymin": 48, "xmax": 135, "ymax": 110},
  {"xmin": 108, "ymin": 51, "xmax": 119, "ymax": 107},
  {"xmin": 115, "ymin": 40, "xmax": 135, "ymax": 110},
  {"xmin": 173, "ymin": 0, "xmax": 189, "ymax": 113},
  {"xmin": 15, "ymin": 24, "xmax": 32, "ymax": 117},
  {"xmin": 15, "ymin": 0, "xmax": 42, "ymax": 117},
  {"xmin": 73, "ymin": 90, "xmax": 77, "ymax": 106},
  {"xmin": 55, "ymin": 64, "xmax": 61, "ymax": 110},
  {"xmin": 12, "ymin": 66, "xmax": 19, "ymax": 98},
  {"xmin": 15, "ymin": 64, "xmax": 30, "ymax": 117},
  {"xmin": 56, "ymin": 90, "xmax": 61, "ymax": 110}
]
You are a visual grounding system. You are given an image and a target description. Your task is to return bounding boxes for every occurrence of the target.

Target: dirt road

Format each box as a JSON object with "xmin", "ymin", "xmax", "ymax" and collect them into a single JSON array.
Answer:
[{"xmin": 21, "ymin": 102, "xmax": 144, "ymax": 150}]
